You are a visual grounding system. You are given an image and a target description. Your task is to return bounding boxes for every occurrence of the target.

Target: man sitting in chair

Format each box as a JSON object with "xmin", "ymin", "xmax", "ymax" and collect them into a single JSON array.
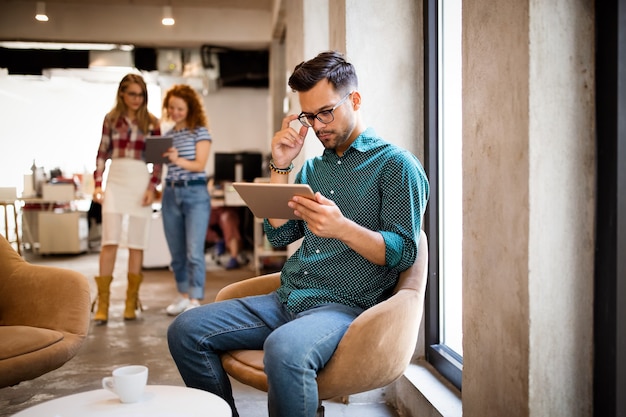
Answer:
[{"xmin": 167, "ymin": 50, "xmax": 429, "ymax": 417}]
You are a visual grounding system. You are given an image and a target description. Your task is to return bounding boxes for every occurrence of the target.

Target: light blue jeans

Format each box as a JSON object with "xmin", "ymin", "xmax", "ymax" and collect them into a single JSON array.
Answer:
[
  {"xmin": 161, "ymin": 184, "xmax": 210, "ymax": 300},
  {"xmin": 167, "ymin": 292, "xmax": 363, "ymax": 417}
]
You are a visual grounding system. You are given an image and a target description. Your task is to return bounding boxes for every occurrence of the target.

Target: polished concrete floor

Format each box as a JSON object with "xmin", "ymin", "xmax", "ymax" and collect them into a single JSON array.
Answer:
[{"xmin": 0, "ymin": 248, "xmax": 399, "ymax": 417}]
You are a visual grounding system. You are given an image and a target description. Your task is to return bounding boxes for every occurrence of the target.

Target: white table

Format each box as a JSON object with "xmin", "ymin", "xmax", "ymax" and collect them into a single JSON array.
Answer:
[{"xmin": 11, "ymin": 385, "xmax": 231, "ymax": 417}]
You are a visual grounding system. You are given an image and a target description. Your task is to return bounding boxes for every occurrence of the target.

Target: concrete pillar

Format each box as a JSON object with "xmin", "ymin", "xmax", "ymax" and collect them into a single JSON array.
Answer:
[
  {"xmin": 462, "ymin": 0, "xmax": 594, "ymax": 415},
  {"xmin": 269, "ymin": 39, "xmax": 286, "ymax": 137}
]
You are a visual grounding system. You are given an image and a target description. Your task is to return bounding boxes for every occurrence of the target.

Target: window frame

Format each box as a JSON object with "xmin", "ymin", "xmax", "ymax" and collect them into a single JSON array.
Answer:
[
  {"xmin": 594, "ymin": 1, "xmax": 626, "ymax": 415},
  {"xmin": 423, "ymin": 0, "xmax": 463, "ymax": 391}
]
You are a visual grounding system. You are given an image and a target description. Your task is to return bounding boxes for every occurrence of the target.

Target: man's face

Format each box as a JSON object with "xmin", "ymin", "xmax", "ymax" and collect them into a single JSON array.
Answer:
[{"xmin": 298, "ymin": 80, "xmax": 356, "ymax": 154}]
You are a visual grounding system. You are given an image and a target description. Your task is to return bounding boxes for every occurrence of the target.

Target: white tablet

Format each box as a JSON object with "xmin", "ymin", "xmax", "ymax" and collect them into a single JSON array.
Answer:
[
  {"xmin": 232, "ymin": 182, "xmax": 315, "ymax": 219},
  {"xmin": 145, "ymin": 136, "xmax": 173, "ymax": 164}
]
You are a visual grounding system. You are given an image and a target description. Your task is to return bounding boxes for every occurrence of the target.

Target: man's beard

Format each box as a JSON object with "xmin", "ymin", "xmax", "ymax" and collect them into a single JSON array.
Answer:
[{"xmin": 316, "ymin": 122, "xmax": 352, "ymax": 151}]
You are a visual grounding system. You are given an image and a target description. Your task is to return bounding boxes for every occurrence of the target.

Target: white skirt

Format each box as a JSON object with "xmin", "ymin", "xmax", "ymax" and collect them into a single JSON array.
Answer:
[
  {"xmin": 101, "ymin": 159, "xmax": 152, "ymax": 249},
  {"xmin": 102, "ymin": 159, "xmax": 152, "ymax": 218}
]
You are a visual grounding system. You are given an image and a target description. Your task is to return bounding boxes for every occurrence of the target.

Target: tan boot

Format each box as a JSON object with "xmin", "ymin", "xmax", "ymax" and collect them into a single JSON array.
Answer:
[
  {"xmin": 124, "ymin": 273, "xmax": 143, "ymax": 320},
  {"xmin": 92, "ymin": 275, "xmax": 113, "ymax": 325}
]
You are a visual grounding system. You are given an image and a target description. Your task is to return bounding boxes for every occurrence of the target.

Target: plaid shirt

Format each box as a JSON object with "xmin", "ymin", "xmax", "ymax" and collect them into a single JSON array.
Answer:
[{"xmin": 94, "ymin": 115, "xmax": 162, "ymax": 190}]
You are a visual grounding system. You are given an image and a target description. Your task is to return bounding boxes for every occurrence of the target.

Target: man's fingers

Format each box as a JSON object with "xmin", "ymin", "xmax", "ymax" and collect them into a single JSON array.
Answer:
[
  {"xmin": 313, "ymin": 192, "xmax": 335, "ymax": 206},
  {"xmin": 299, "ymin": 125, "xmax": 309, "ymax": 139},
  {"xmin": 281, "ymin": 114, "xmax": 300, "ymax": 130}
]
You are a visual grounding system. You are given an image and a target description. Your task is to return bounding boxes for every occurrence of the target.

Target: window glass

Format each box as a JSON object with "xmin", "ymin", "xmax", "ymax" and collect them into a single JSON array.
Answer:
[{"xmin": 438, "ymin": 0, "xmax": 463, "ymax": 356}]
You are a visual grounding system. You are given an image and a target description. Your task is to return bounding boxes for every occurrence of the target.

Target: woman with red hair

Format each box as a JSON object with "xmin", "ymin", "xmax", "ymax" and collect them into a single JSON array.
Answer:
[{"xmin": 161, "ymin": 84, "xmax": 212, "ymax": 316}]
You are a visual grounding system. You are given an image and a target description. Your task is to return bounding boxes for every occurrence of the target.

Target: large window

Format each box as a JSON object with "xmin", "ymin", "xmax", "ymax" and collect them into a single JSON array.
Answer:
[{"xmin": 424, "ymin": 0, "xmax": 463, "ymax": 390}]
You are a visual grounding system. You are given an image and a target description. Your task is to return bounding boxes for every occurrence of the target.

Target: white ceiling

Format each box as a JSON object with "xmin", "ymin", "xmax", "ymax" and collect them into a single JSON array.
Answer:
[
  {"xmin": 2, "ymin": 0, "xmax": 272, "ymax": 11},
  {"xmin": 0, "ymin": 0, "xmax": 279, "ymax": 49}
]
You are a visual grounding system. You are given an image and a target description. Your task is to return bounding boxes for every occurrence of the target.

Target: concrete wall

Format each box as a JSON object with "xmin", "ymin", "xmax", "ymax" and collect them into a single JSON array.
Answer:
[
  {"xmin": 342, "ymin": 0, "xmax": 423, "ymax": 158},
  {"xmin": 463, "ymin": 0, "xmax": 532, "ymax": 412},
  {"xmin": 527, "ymin": 0, "xmax": 594, "ymax": 414},
  {"xmin": 462, "ymin": 0, "xmax": 595, "ymax": 416}
]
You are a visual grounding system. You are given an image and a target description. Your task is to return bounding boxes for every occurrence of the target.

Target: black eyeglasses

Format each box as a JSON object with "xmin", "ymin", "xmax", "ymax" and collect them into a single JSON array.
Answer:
[{"xmin": 297, "ymin": 91, "xmax": 353, "ymax": 128}]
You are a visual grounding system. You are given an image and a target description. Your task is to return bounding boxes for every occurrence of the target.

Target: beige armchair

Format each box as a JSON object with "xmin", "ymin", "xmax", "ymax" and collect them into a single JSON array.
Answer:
[
  {"xmin": 0, "ymin": 235, "xmax": 91, "ymax": 388},
  {"xmin": 216, "ymin": 230, "xmax": 428, "ymax": 415}
]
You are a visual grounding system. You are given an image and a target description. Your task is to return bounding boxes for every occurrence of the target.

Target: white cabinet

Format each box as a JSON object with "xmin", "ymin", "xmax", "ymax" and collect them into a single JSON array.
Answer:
[
  {"xmin": 38, "ymin": 211, "xmax": 88, "ymax": 254},
  {"xmin": 143, "ymin": 211, "xmax": 172, "ymax": 269}
]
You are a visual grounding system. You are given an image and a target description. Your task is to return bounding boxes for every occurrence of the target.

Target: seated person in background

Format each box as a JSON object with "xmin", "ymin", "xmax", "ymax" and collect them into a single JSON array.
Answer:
[
  {"xmin": 206, "ymin": 205, "xmax": 242, "ymax": 269},
  {"xmin": 207, "ymin": 177, "xmax": 243, "ymax": 269}
]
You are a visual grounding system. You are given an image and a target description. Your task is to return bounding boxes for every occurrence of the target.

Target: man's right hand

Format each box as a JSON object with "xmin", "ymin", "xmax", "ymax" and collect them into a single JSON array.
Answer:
[{"xmin": 270, "ymin": 114, "xmax": 308, "ymax": 169}]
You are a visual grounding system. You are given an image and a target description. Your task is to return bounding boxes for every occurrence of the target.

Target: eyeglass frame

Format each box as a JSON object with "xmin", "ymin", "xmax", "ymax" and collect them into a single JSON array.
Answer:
[{"xmin": 297, "ymin": 91, "xmax": 354, "ymax": 128}]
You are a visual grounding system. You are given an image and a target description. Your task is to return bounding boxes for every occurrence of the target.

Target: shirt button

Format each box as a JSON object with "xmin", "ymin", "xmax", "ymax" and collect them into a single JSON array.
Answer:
[
  {"xmin": 304, "ymin": 271, "xmax": 308, "ymax": 275},
  {"xmin": 330, "ymin": 190, "xmax": 335, "ymax": 194},
  {"xmin": 316, "ymin": 249, "xmax": 320, "ymax": 253},
  {"xmin": 337, "ymin": 160, "xmax": 342, "ymax": 165}
]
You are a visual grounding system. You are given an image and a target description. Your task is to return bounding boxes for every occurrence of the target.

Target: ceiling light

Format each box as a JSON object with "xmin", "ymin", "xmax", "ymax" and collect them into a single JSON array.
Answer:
[
  {"xmin": 35, "ymin": 2, "xmax": 48, "ymax": 22},
  {"xmin": 162, "ymin": 6, "xmax": 175, "ymax": 26}
]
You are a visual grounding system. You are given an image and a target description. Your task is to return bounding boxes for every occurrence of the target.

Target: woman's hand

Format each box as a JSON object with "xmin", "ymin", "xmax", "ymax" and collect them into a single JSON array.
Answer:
[
  {"xmin": 93, "ymin": 187, "xmax": 104, "ymax": 204},
  {"xmin": 142, "ymin": 189, "xmax": 155, "ymax": 207},
  {"xmin": 165, "ymin": 146, "xmax": 179, "ymax": 164}
]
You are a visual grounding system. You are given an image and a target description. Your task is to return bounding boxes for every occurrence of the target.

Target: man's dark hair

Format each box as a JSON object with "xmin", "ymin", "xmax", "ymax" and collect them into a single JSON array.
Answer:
[{"xmin": 288, "ymin": 51, "xmax": 358, "ymax": 94}]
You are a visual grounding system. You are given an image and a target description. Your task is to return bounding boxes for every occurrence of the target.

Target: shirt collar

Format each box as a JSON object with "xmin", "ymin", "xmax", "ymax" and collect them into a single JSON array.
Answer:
[{"xmin": 322, "ymin": 127, "xmax": 380, "ymax": 158}]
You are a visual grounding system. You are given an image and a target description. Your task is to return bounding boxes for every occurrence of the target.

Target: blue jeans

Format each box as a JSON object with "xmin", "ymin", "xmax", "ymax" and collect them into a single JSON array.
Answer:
[
  {"xmin": 167, "ymin": 292, "xmax": 363, "ymax": 417},
  {"xmin": 161, "ymin": 184, "xmax": 210, "ymax": 300}
]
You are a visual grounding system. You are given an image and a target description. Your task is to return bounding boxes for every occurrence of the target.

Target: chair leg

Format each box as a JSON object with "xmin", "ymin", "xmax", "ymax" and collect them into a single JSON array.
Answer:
[{"xmin": 316, "ymin": 403, "xmax": 325, "ymax": 417}]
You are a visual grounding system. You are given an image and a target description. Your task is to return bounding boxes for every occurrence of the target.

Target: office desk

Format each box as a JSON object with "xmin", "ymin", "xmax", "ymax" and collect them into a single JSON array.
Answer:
[
  {"xmin": 211, "ymin": 182, "xmax": 246, "ymax": 208},
  {"xmin": 20, "ymin": 197, "xmax": 89, "ymax": 255}
]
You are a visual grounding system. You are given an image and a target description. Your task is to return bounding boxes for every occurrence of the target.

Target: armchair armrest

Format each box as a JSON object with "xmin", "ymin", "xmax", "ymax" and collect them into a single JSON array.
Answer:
[
  {"xmin": 0, "ymin": 260, "xmax": 90, "ymax": 337},
  {"xmin": 215, "ymin": 272, "xmax": 281, "ymax": 302}
]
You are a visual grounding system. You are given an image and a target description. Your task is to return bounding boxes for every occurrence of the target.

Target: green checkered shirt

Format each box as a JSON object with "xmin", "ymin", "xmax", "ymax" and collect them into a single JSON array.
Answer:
[{"xmin": 265, "ymin": 128, "xmax": 429, "ymax": 314}]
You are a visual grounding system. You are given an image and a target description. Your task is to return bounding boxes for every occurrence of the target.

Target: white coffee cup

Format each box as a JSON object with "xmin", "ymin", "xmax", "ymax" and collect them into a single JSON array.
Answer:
[{"xmin": 102, "ymin": 365, "xmax": 148, "ymax": 403}]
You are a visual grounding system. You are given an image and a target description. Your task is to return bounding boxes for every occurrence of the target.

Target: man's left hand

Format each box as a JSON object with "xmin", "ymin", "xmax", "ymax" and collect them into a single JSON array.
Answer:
[{"xmin": 289, "ymin": 193, "xmax": 346, "ymax": 239}]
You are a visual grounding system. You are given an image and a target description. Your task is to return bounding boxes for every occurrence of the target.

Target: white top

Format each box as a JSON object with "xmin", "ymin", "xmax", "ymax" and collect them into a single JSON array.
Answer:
[{"xmin": 11, "ymin": 385, "xmax": 231, "ymax": 417}]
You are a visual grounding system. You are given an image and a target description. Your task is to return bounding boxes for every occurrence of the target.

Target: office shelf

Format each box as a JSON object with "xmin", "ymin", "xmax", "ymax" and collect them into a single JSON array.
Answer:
[{"xmin": 252, "ymin": 216, "xmax": 287, "ymax": 274}]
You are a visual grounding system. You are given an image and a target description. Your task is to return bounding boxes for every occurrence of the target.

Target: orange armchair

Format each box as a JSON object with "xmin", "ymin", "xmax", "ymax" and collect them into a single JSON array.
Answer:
[
  {"xmin": 215, "ymin": 230, "xmax": 428, "ymax": 415},
  {"xmin": 0, "ymin": 235, "xmax": 91, "ymax": 388}
]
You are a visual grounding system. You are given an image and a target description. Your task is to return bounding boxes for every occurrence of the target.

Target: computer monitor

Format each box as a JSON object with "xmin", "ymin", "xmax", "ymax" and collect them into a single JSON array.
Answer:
[{"xmin": 214, "ymin": 152, "xmax": 263, "ymax": 183}]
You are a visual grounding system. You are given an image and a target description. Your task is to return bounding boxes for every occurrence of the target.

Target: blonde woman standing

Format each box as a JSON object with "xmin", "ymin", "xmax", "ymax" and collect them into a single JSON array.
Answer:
[{"xmin": 91, "ymin": 73, "xmax": 162, "ymax": 325}]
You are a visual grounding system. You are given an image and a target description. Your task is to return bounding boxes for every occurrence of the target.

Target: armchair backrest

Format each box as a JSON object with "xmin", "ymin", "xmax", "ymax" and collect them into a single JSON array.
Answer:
[{"xmin": 317, "ymin": 230, "xmax": 429, "ymax": 399}]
